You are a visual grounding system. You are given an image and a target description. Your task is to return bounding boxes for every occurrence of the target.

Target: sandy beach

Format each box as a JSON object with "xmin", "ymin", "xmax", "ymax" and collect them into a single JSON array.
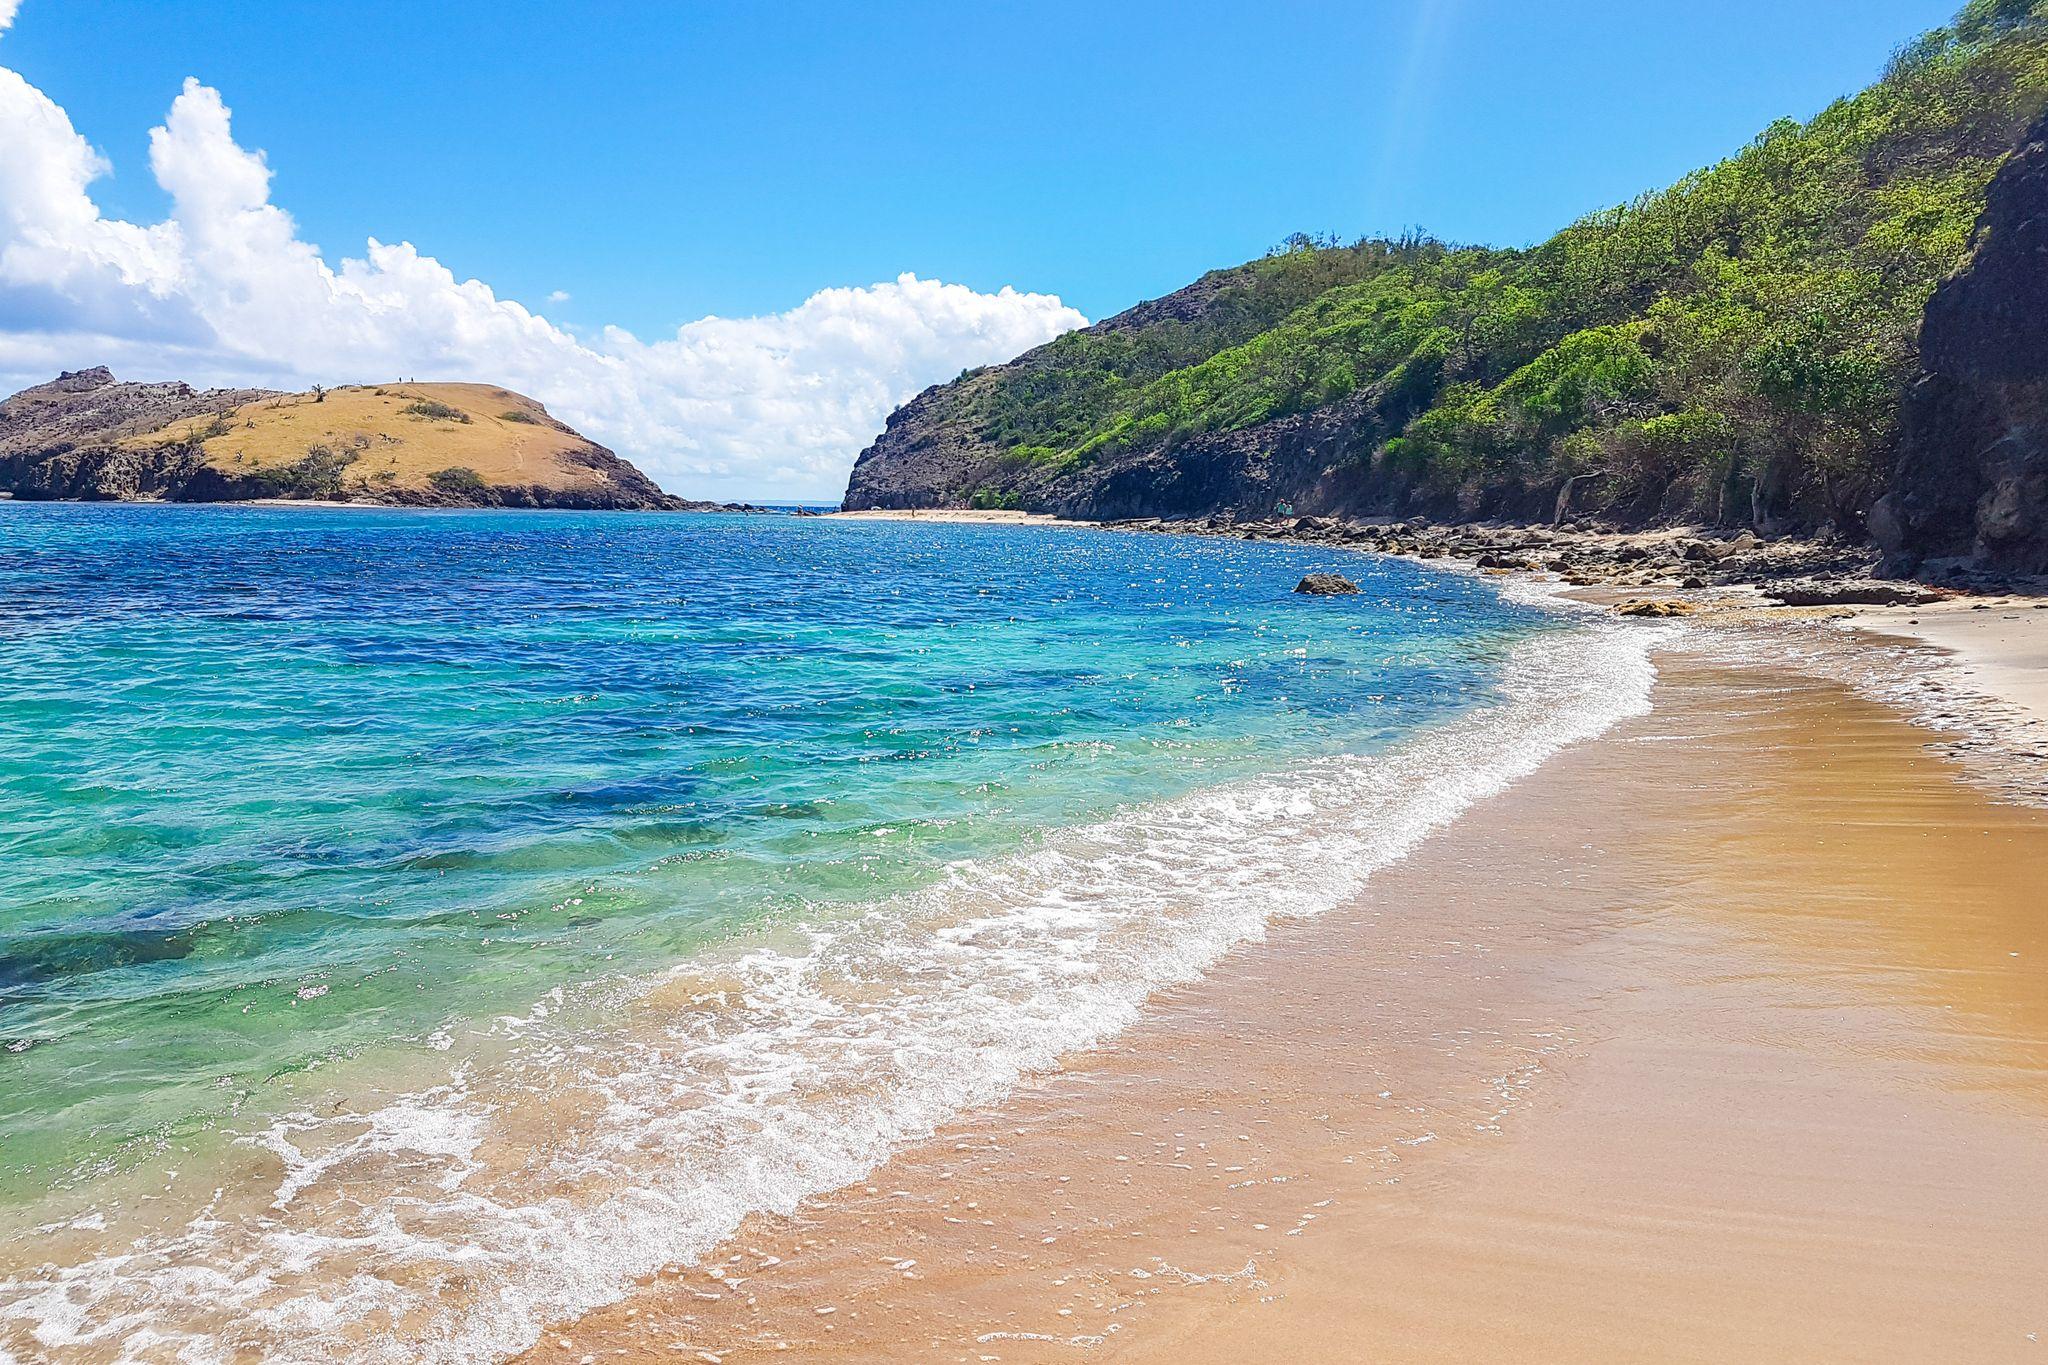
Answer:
[
  {"xmin": 518, "ymin": 630, "xmax": 2048, "ymax": 1363},
  {"xmin": 825, "ymin": 508, "xmax": 1093, "ymax": 528},
  {"xmin": 1850, "ymin": 594, "xmax": 2048, "ymax": 727}
]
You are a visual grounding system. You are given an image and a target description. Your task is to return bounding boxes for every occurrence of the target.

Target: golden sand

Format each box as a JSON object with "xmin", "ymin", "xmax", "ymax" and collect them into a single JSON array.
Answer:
[
  {"xmin": 1853, "ymin": 593, "xmax": 2048, "ymax": 727},
  {"xmin": 823, "ymin": 509, "xmax": 1092, "ymax": 527},
  {"xmin": 520, "ymin": 655, "xmax": 2048, "ymax": 1363}
]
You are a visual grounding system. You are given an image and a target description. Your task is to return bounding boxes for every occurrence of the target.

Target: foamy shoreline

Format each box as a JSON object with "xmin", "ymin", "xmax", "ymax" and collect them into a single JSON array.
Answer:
[
  {"xmin": 525, "ymin": 638, "xmax": 2048, "ymax": 1365},
  {"xmin": 0, "ymin": 583, "xmax": 1658, "ymax": 1362},
  {"xmin": 501, "ymin": 534, "xmax": 2048, "ymax": 1363},
  {"xmin": 1844, "ymin": 594, "xmax": 2048, "ymax": 727}
]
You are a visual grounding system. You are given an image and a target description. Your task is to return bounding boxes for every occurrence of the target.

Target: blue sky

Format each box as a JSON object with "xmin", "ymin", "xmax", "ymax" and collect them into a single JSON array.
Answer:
[
  {"xmin": 10, "ymin": 0, "xmax": 1960, "ymax": 330},
  {"xmin": 0, "ymin": 0, "xmax": 1972, "ymax": 498}
]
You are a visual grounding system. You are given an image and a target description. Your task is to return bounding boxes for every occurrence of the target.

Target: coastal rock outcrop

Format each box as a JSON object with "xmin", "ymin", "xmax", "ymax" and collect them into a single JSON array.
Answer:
[
  {"xmin": 1765, "ymin": 580, "xmax": 1947, "ymax": 607},
  {"xmin": 1294, "ymin": 573, "xmax": 1359, "ymax": 595},
  {"xmin": 0, "ymin": 369, "xmax": 278, "ymax": 500},
  {"xmin": 1872, "ymin": 109, "xmax": 2048, "ymax": 576}
]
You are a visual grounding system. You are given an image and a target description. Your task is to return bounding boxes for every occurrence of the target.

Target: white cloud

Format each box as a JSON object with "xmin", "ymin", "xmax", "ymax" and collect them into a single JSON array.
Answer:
[
  {"xmin": 0, "ymin": 61, "xmax": 1085, "ymax": 501},
  {"xmin": 0, "ymin": 1, "xmax": 19, "ymax": 37},
  {"xmin": 546, "ymin": 289, "xmax": 571, "ymax": 304}
]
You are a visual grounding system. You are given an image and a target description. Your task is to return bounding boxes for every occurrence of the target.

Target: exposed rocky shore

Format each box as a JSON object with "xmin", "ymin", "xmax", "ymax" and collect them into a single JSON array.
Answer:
[{"xmin": 1097, "ymin": 511, "xmax": 1988, "ymax": 610}]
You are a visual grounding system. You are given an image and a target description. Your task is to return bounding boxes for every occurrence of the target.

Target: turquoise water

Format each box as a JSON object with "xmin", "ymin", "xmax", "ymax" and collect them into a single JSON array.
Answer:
[
  {"xmin": 0, "ymin": 505, "xmax": 1548, "ymax": 1195},
  {"xmin": 0, "ymin": 504, "xmax": 1661, "ymax": 1362}
]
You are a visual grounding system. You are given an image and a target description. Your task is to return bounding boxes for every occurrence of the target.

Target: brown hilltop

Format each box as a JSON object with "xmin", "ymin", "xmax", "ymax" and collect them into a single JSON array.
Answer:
[{"xmin": 0, "ymin": 370, "xmax": 708, "ymax": 510}]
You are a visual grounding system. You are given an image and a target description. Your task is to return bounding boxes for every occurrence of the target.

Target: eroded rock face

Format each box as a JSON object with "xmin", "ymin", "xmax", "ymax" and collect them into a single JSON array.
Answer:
[
  {"xmin": 1877, "ymin": 110, "xmax": 2048, "ymax": 575},
  {"xmin": 0, "ymin": 370, "xmax": 276, "ymax": 463},
  {"xmin": 0, "ymin": 370, "xmax": 272, "ymax": 500}
]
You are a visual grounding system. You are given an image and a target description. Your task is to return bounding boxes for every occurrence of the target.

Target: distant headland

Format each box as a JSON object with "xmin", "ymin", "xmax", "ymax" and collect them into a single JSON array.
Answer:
[{"xmin": 0, "ymin": 368, "xmax": 741, "ymax": 511}]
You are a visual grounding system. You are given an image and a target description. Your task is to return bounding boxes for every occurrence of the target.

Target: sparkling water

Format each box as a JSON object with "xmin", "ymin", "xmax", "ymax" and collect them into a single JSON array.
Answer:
[{"xmin": 0, "ymin": 504, "xmax": 1652, "ymax": 1360}]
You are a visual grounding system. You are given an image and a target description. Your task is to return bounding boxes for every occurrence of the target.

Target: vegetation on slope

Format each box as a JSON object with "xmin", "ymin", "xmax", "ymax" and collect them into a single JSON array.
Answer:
[{"xmin": 870, "ymin": 0, "xmax": 2048, "ymax": 530}]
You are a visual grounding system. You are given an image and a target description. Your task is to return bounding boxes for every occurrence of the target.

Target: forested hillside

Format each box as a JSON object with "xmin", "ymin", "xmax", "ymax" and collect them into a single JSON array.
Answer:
[{"xmin": 844, "ymin": 0, "xmax": 2048, "ymax": 542}]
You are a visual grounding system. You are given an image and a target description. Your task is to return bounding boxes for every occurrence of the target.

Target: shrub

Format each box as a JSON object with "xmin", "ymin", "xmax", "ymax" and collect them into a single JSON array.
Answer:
[
  {"xmin": 428, "ymin": 466, "xmax": 487, "ymax": 496},
  {"xmin": 252, "ymin": 442, "xmax": 360, "ymax": 499},
  {"xmin": 402, "ymin": 400, "xmax": 472, "ymax": 423},
  {"xmin": 499, "ymin": 409, "xmax": 540, "ymax": 424}
]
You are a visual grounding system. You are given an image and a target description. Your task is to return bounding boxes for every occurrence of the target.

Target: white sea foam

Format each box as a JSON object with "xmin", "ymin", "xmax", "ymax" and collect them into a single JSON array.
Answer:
[{"xmin": 0, "ymin": 618, "xmax": 1661, "ymax": 1363}]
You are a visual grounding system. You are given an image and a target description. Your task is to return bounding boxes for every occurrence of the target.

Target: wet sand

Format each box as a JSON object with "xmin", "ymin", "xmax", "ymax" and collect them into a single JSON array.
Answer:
[
  {"xmin": 1851, "ymin": 593, "xmax": 2048, "ymax": 727},
  {"xmin": 523, "ymin": 653, "xmax": 2048, "ymax": 1363}
]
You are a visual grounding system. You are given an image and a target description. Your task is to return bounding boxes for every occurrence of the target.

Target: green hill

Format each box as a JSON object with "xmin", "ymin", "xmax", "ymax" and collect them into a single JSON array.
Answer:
[{"xmin": 844, "ymin": 0, "xmax": 2048, "ymax": 545}]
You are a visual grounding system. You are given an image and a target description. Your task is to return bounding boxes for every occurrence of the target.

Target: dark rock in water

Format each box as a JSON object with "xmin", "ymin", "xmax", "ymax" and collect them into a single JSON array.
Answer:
[
  {"xmin": 1294, "ymin": 573, "xmax": 1359, "ymax": 596},
  {"xmin": 1767, "ymin": 580, "xmax": 1947, "ymax": 607},
  {"xmin": 0, "ymin": 925, "xmax": 194, "ymax": 993},
  {"xmin": 1879, "ymin": 109, "xmax": 2048, "ymax": 576}
]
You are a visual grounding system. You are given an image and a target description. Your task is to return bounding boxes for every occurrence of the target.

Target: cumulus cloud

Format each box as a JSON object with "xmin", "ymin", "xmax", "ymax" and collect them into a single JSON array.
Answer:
[
  {"xmin": 546, "ymin": 289, "xmax": 571, "ymax": 304},
  {"xmin": 0, "ymin": 52, "xmax": 1084, "ymax": 500}
]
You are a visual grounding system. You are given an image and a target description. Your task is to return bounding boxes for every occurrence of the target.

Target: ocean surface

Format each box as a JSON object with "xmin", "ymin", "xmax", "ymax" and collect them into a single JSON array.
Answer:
[{"xmin": 0, "ymin": 504, "xmax": 1656, "ymax": 1361}]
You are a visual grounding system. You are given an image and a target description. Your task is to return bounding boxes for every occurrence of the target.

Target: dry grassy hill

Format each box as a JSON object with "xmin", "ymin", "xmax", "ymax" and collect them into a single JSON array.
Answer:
[
  {"xmin": 145, "ymin": 383, "xmax": 641, "ymax": 502},
  {"xmin": 0, "ymin": 370, "xmax": 697, "ymax": 509}
]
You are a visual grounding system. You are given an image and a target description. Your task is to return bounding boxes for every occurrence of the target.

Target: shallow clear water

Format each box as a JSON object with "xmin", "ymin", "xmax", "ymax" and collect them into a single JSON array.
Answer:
[
  {"xmin": 0, "ymin": 506, "xmax": 1539, "ymax": 1187},
  {"xmin": 0, "ymin": 504, "xmax": 1645, "ymax": 1360}
]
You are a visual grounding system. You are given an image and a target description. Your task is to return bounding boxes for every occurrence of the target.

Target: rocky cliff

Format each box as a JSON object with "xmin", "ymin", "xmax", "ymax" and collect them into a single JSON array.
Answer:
[
  {"xmin": 1875, "ymin": 110, "xmax": 2048, "ymax": 575},
  {"xmin": 0, "ymin": 370, "xmax": 702, "ymax": 510}
]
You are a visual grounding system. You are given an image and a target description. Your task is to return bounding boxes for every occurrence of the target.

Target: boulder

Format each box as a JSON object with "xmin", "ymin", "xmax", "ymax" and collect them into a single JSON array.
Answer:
[
  {"xmin": 1617, "ymin": 599, "xmax": 1696, "ymax": 617},
  {"xmin": 1767, "ymin": 580, "xmax": 1947, "ymax": 607},
  {"xmin": 1295, "ymin": 573, "xmax": 1360, "ymax": 596}
]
